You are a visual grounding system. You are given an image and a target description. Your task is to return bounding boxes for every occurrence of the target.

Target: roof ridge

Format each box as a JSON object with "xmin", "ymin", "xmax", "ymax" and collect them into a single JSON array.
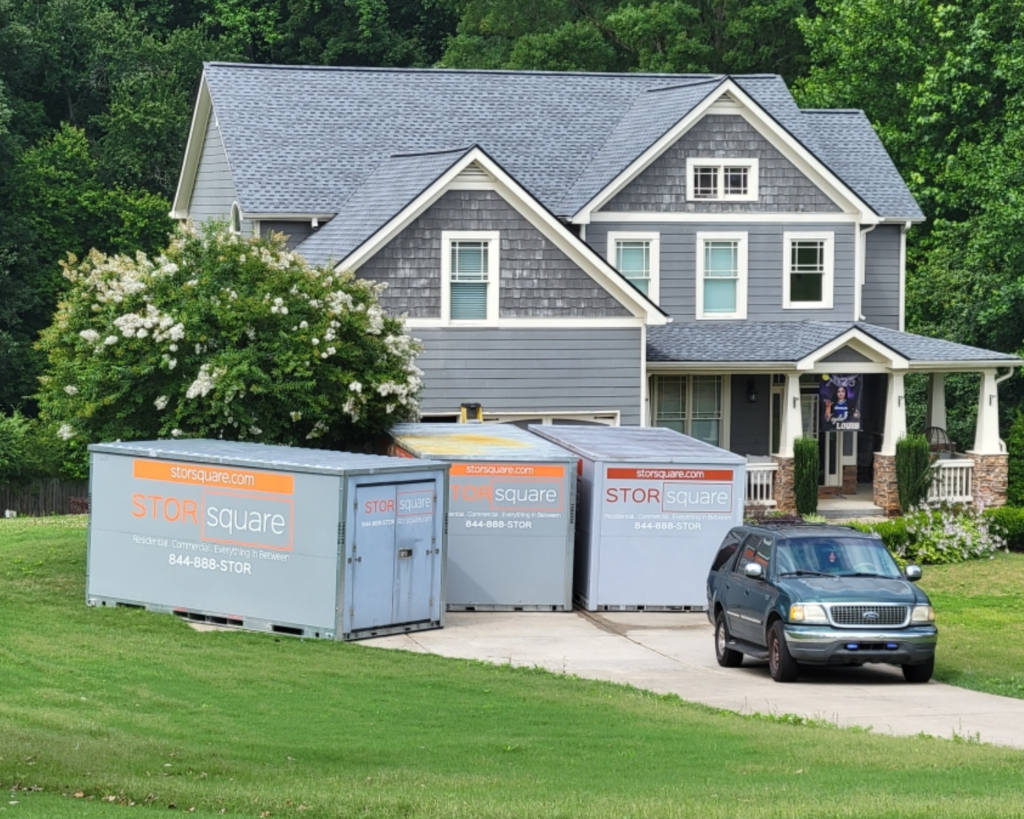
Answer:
[
  {"xmin": 203, "ymin": 61, "xmax": 779, "ymax": 81},
  {"xmin": 644, "ymin": 76, "xmax": 724, "ymax": 93},
  {"xmin": 390, "ymin": 146, "xmax": 475, "ymax": 158},
  {"xmin": 803, "ymin": 109, "xmax": 865, "ymax": 114}
]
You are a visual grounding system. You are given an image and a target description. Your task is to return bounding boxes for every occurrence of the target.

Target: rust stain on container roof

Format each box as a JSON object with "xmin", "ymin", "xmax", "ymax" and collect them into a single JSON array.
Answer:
[{"xmin": 396, "ymin": 434, "xmax": 531, "ymax": 457}]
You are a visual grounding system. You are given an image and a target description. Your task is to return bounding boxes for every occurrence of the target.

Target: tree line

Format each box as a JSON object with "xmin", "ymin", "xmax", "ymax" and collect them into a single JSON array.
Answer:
[{"xmin": 1, "ymin": 0, "xmax": 1022, "ymax": 448}]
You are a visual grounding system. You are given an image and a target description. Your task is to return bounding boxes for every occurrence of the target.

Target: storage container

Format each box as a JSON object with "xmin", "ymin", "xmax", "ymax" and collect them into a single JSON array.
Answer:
[
  {"xmin": 389, "ymin": 424, "xmax": 576, "ymax": 610},
  {"xmin": 86, "ymin": 440, "xmax": 449, "ymax": 640},
  {"xmin": 529, "ymin": 426, "xmax": 745, "ymax": 610}
]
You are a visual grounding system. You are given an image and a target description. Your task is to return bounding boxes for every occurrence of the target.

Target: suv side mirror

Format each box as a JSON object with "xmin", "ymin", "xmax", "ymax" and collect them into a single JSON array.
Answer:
[
  {"xmin": 744, "ymin": 563, "xmax": 764, "ymax": 580},
  {"xmin": 904, "ymin": 564, "xmax": 922, "ymax": 582}
]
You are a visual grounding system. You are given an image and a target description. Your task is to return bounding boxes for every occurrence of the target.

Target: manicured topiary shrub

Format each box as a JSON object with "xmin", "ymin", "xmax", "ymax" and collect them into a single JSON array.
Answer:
[
  {"xmin": 1006, "ymin": 411, "xmax": 1024, "ymax": 507},
  {"xmin": 895, "ymin": 434, "xmax": 933, "ymax": 513},
  {"xmin": 793, "ymin": 436, "xmax": 819, "ymax": 515}
]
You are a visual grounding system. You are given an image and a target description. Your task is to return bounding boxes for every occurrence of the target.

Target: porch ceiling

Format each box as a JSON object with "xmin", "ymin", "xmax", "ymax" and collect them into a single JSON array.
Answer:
[{"xmin": 646, "ymin": 321, "xmax": 1022, "ymax": 370}]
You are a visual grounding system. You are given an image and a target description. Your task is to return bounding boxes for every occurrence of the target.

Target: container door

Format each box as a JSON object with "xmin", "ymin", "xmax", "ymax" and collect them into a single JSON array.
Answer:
[
  {"xmin": 350, "ymin": 483, "xmax": 398, "ymax": 631},
  {"xmin": 392, "ymin": 482, "xmax": 437, "ymax": 624}
]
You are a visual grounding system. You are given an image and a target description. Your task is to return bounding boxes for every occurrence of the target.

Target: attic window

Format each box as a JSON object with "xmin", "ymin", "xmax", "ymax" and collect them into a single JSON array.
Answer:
[
  {"xmin": 230, "ymin": 202, "xmax": 242, "ymax": 234},
  {"xmin": 686, "ymin": 159, "xmax": 758, "ymax": 202}
]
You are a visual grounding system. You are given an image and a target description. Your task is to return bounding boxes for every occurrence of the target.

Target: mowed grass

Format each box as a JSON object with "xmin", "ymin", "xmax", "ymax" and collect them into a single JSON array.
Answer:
[
  {"xmin": 919, "ymin": 551, "xmax": 1024, "ymax": 699},
  {"xmin": 2, "ymin": 519, "xmax": 1024, "ymax": 819}
]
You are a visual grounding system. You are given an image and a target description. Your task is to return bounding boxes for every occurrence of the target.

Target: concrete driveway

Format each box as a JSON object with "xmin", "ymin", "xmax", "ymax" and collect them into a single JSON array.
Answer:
[{"xmin": 365, "ymin": 611, "xmax": 1024, "ymax": 749}]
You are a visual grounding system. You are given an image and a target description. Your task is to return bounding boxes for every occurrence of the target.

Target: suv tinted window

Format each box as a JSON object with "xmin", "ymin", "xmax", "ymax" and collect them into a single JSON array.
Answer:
[
  {"xmin": 710, "ymin": 531, "xmax": 743, "ymax": 572},
  {"xmin": 734, "ymin": 534, "xmax": 772, "ymax": 574}
]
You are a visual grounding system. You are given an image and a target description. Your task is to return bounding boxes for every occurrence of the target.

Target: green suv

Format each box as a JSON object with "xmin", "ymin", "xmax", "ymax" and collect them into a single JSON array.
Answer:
[{"xmin": 705, "ymin": 523, "xmax": 937, "ymax": 683}]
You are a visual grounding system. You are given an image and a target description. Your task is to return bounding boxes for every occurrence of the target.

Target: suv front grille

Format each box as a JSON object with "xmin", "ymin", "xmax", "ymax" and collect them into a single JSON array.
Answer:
[{"xmin": 828, "ymin": 604, "xmax": 908, "ymax": 628}]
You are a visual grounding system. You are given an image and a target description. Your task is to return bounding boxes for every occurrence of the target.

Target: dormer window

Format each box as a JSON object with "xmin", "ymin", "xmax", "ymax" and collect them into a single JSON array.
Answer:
[{"xmin": 686, "ymin": 159, "xmax": 759, "ymax": 202}]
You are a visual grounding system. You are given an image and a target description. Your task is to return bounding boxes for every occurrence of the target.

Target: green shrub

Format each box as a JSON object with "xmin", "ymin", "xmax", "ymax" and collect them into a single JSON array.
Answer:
[
  {"xmin": 895, "ymin": 434, "xmax": 933, "ymax": 512},
  {"xmin": 856, "ymin": 503, "xmax": 1006, "ymax": 565},
  {"xmin": 0, "ymin": 411, "xmax": 32, "ymax": 484},
  {"xmin": 984, "ymin": 506, "xmax": 1024, "ymax": 552},
  {"xmin": 1006, "ymin": 411, "xmax": 1024, "ymax": 507},
  {"xmin": 793, "ymin": 437, "xmax": 819, "ymax": 515}
]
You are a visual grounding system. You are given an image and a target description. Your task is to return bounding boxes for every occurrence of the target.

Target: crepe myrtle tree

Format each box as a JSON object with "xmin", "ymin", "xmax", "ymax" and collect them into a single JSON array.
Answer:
[{"xmin": 36, "ymin": 222, "xmax": 423, "ymax": 451}]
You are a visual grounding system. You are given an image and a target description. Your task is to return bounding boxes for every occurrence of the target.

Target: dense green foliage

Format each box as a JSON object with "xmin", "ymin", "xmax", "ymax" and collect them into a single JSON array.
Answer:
[
  {"xmin": 1006, "ymin": 411, "xmax": 1024, "ymax": 506},
  {"xmin": 895, "ymin": 434, "xmax": 933, "ymax": 512},
  {"xmin": 984, "ymin": 505, "xmax": 1024, "ymax": 551},
  {"xmin": 792, "ymin": 436, "xmax": 819, "ymax": 514},
  {"xmin": 36, "ymin": 225, "xmax": 422, "ymax": 453},
  {"xmin": 851, "ymin": 504, "xmax": 1008, "ymax": 565},
  {"xmin": 4, "ymin": 517, "xmax": 1024, "ymax": 819},
  {"xmin": 1, "ymin": 0, "xmax": 1022, "ymax": 449}
]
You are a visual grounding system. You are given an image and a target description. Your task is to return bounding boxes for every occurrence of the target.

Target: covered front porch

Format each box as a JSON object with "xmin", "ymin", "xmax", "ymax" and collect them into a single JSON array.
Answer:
[{"xmin": 646, "ymin": 322, "xmax": 1022, "ymax": 516}]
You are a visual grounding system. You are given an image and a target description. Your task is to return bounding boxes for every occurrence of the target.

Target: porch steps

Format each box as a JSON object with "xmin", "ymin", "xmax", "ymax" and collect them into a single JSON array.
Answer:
[{"xmin": 819, "ymin": 504, "xmax": 885, "ymax": 520}]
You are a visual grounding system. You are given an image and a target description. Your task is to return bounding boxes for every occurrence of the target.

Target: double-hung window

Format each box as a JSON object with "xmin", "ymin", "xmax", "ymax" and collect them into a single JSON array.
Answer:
[
  {"xmin": 783, "ymin": 232, "xmax": 834, "ymax": 309},
  {"xmin": 686, "ymin": 158, "xmax": 759, "ymax": 201},
  {"xmin": 696, "ymin": 232, "xmax": 747, "ymax": 319},
  {"xmin": 651, "ymin": 374, "xmax": 726, "ymax": 447},
  {"xmin": 442, "ymin": 231, "xmax": 499, "ymax": 323},
  {"xmin": 608, "ymin": 232, "xmax": 660, "ymax": 301}
]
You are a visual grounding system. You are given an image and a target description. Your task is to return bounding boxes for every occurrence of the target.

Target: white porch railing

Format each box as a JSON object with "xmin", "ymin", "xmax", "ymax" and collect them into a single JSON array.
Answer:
[
  {"xmin": 745, "ymin": 458, "xmax": 778, "ymax": 507},
  {"xmin": 928, "ymin": 458, "xmax": 974, "ymax": 503}
]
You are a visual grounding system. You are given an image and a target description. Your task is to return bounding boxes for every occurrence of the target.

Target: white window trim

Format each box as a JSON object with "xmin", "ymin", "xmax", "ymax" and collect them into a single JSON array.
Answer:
[
  {"xmin": 229, "ymin": 201, "xmax": 242, "ymax": 234},
  {"xmin": 650, "ymin": 374, "xmax": 730, "ymax": 449},
  {"xmin": 696, "ymin": 232, "xmax": 748, "ymax": 320},
  {"xmin": 783, "ymin": 231, "xmax": 835, "ymax": 310},
  {"xmin": 686, "ymin": 158, "xmax": 759, "ymax": 202},
  {"xmin": 441, "ymin": 230, "xmax": 500, "ymax": 325},
  {"xmin": 607, "ymin": 231, "xmax": 660, "ymax": 304}
]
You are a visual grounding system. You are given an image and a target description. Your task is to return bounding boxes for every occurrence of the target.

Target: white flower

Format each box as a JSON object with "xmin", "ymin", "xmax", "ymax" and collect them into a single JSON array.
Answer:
[
  {"xmin": 63, "ymin": 385, "xmax": 79, "ymax": 396},
  {"xmin": 311, "ymin": 338, "xmax": 319, "ymax": 346},
  {"xmin": 249, "ymin": 425, "xmax": 262, "ymax": 436},
  {"xmin": 299, "ymin": 321, "xmax": 308, "ymax": 330},
  {"xmin": 57, "ymin": 423, "xmax": 76, "ymax": 441},
  {"xmin": 104, "ymin": 335, "xmax": 118, "ymax": 346},
  {"xmin": 326, "ymin": 346, "xmax": 336, "ymax": 356},
  {"xmin": 79, "ymin": 329, "xmax": 100, "ymax": 343},
  {"xmin": 289, "ymin": 411, "xmax": 302, "ymax": 422},
  {"xmin": 349, "ymin": 381, "xmax": 362, "ymax": 393},
  {"xmin": 168, "ymin": 358, "xmax": 177, "ymax": 370},
  {"xmin": 169, "ymin": 344, "xmax": 178, "ymax": 352},
  {"xmin": 320, "ymin": 352, "xmax": 328, "ymax": 359},
  {"xmin": 195, "ymin": 343, "xmax": 203, "ymax": 354},
  {"xmin": 154, "ymin": 395, "xmax": 169, "ymax": 410},
  {"xmin": 186, "ymin": 363, "xmax": 223, "ymax": 399},
  {"xmin": 171, "ymin": 428, "xmax": 182, "ymax": 437}
]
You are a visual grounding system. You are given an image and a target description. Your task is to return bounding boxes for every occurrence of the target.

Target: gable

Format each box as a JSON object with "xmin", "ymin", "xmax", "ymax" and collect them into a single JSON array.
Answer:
[
  {"xmin": 821, "ymin": 345, "xmax": 873, "ymax": 363},
  {"xmin": 601, "ymin": 114, "xmax": 842, "ymax": 214},
  {"xmin": 356, "ymin": 189, "xmax": 633, "ymax": 319},
  {"xmin": 186, "ymin": 111, "xmax": 251, "ymax": 235}
]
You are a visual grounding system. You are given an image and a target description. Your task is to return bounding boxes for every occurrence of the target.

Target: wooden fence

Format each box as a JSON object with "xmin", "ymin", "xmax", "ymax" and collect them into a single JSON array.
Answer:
[{"xmin": 1, "ymin": 480, "xmax": 90, "ymax": 516}]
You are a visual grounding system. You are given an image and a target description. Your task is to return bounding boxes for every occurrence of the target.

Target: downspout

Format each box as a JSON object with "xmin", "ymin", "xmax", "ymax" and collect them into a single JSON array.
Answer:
[
  {"xmin": 856, "ymin": 222, "xmax": 877, "ymax": 322},
  {"xmin": 899, "ymin": 221, "xmax": 911, "ymax": 331}
]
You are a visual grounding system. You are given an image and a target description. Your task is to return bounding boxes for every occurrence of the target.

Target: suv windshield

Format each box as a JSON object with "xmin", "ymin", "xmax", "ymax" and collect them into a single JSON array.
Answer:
[{"xmin": 775, "ymin": 537, "xmax": 901, "ymax": 579}]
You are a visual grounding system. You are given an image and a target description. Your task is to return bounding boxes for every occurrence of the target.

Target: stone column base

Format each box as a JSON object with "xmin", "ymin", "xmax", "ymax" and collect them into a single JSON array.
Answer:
[
  {"xmin": 873, "ymin": 453, "xmax": 900, "ymax": 517},
  {"xmin": 772, "ymin": 456, "xmax": 796, "ymax": 513},
  {"xmin": 968, "ymin": 452, "xmax": 1009, "ymax": 509}
]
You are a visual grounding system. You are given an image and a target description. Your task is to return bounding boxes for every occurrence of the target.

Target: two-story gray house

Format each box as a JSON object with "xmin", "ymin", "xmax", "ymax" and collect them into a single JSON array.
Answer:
[{"xmin": 171, "ymin": 63, "xmax": 1020, "ymax": 513}]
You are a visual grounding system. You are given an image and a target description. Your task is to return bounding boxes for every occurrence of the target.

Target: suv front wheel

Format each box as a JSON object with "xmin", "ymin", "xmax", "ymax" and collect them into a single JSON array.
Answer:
[
  {"xmin": 902, "ymin": 656, "xmax": 934, "ymax": 683},
  {"xmin": 768, "ymin": 621, "xmax": 799, "ymax": 682}
]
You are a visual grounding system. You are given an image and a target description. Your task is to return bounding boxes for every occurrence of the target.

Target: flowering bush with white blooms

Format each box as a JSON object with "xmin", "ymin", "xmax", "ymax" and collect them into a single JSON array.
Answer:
[{"xmin": 37, "ymin": 223, "xmax": 423, "ymax": 452}]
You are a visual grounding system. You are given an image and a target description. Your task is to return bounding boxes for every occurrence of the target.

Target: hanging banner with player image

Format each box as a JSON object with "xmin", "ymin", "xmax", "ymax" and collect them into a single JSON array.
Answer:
[{"xmin": 820, "ymin": 374, "xmax": 862, "ymax": 432}]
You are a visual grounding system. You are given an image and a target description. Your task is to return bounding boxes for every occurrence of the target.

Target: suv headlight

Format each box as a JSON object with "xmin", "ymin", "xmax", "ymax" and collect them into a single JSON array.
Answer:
[
  {"xmin": 911, "ymin": 605, "xmax": 935, "ymax": 624},
  {"xmin": 790, "ymin": 603, "xmax": 828, "ymax": 624}
]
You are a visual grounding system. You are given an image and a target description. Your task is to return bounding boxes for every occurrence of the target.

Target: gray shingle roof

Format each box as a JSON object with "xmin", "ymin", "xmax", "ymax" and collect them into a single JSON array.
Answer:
[
  {"xmin": 202, "ymin": 63, "xmax": 921, "ymax": 222},
  {"xmin": 297, "ymin": 147, "xmax": 471, "ymax": 266},
  {"xmin": 647, "ymin": 322, "xmax": 1020, "ymax": 364}
]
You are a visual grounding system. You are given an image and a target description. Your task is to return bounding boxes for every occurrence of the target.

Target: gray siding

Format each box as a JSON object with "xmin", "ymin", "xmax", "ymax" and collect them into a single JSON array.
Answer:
[
  {"xmin": 603, "ymin": 115, "xmax": 841, "ymax": 214},
  {"xmin": 822, "ymin": 346, "xmax": 872, "ymax": 363},
  {"xmin": 414, "ymin": 327, "xmax": 642, "ymax": 425},
  {"xmin": 730, "ymin": 374, "xmax": 770, "ymax": 456},
  {"xmin": 188, "ymin": 113, "xmax": 252, "ymax": 236},
  {"xmin": 357, "ymin": 189, "xmax": 631, "ymax": 318},
  {"xmin": 587, "ymin": 221, "xmax": 857, "ymax": 322},
  {"xmin": 862, "ymin": 225, "xmax": 902, "ymax": 329},
  {"xmin": 261, "ymin": 220, "xmax": 317, "ymax": 250}
]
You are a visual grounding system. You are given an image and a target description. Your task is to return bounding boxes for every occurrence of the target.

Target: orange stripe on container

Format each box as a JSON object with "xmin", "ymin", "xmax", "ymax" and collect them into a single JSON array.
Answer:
[
  {"xmin": 132, "ymin": 459, "xmax": 294, "ymax": 495},
  {"xmin": 606, "ymin": 468, "xmax": 734, "ymax": 481},
  {"xmin": 450, "ymin": 463, "xmax": 565, "ymax": 478}
]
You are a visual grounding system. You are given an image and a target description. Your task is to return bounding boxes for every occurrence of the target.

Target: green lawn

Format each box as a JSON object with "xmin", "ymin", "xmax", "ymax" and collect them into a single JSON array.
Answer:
[
  {"xmin": 919, "ymin": 551, "xmax": 1024, "ymax": 699},
  {"xmin": 2, "ymin": 517, "xmax": 1024, "ymax": 819}
]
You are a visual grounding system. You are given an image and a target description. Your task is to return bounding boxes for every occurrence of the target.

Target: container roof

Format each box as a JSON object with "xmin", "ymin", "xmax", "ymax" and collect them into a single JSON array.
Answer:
[
  {"xmin": 89, "ymin": 440, "xmax": 447, "ymax": 476},
  {"xmin": 390, "ymin": 423, "xmax": 575, "ymax": 462},
  {"xmin": 528, "ymin": 426, "xmax": 746, "ymax": 464}
]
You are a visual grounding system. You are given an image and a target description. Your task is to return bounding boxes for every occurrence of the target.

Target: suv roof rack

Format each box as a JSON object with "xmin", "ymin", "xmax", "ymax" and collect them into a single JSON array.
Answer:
[{"xmin": 752, "ymin": 521, "xmax": 860, "ymax": 532}]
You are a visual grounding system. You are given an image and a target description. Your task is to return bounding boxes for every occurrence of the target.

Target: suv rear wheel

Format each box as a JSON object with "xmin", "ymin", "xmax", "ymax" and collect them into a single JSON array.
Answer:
[
  {"xmin": 902, "ymin": 656, "xmax": 934, "ymax": 683},
  {"xmin": 715, "ymin": 611, "xmax": 743, "ymax": 667},
  {"xmin": 768, "ymin": 621, "xmax": 799, "ymax": 682}
]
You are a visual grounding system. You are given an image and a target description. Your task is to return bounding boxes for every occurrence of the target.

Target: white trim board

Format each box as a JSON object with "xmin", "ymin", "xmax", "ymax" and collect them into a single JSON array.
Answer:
[
  {"xmin": 573, "ymin": 78, "xmax": 878, "ymax": 225},
  {"xmin": 404, "ymin": 317, "xmax": 646, "ymax": 329},
  {"xmin": 334, "ymin": 147, "xmax": 669, "ymax": 325},
  {"xmin": 607, "ymin": 231, "xmax": 660, "ymax": 304},
  {"xmin": 782, "ymin": 231, "xmax": 834, "ymax": 310},
  {"xmin": 169, "ymin": 76, "xmax": 213, "ymax": 219},
  {"xmin": 590, "ymin": 211, "xmax": 862, "ymax": 223},
  {"xmin": 695, "ymin": 231, "xmax": 748, "ymax": 321}
]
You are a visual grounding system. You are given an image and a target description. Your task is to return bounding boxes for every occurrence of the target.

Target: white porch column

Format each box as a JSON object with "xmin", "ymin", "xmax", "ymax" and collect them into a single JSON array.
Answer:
[
  {"xmin": 777, "ymin": 372, "xmax": 803, "ymax": 457},
  {"xmin": 880, "ymin": 370, "xmax": 907, "ymax": 456},
  {"xmin": 925, "ymin": 372, "xmax": 946, "ymax": 431},
  {"xmin": 971, "ymin": 369, "xmax": 1002, "ymax": 455}
]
